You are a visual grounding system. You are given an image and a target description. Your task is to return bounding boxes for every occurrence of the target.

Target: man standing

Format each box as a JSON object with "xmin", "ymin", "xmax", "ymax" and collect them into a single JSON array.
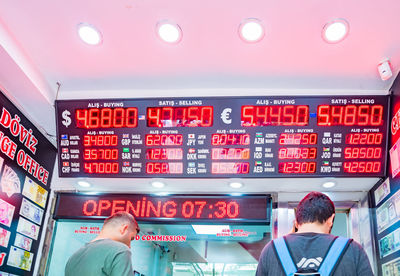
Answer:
[
  {"xmin": 256, "ymin": 192, "xmax": 374, "ymax": 276},
  {"xmin": 65, "ymin": 211, "xmax": 140, "ymax": 276}
]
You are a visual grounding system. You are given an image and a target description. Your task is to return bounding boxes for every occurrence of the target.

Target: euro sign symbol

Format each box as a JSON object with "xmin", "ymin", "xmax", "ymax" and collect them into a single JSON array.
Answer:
[
  {"xmin": 221, "ymin": 108, "xmax": 232, "ymax": 124},
  {"xmin": 62, "ymin": 110, "xmax": 71, "ymax": 128}
]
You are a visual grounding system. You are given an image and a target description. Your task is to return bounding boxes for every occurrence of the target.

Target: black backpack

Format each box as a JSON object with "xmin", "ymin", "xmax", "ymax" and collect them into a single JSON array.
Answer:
[{"xmin": 273, "ymin": 236, "xmax": 352, "ymax": 276}]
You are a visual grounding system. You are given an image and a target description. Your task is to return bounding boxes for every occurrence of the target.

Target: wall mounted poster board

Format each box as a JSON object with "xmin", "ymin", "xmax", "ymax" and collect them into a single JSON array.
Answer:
[
  {"xmin": 0, "ymin": 90, "xmax": 56, "ymax": 275},
  {"xmin": 371, "ymin": 73, "xmax": 400, "ymax": 276}
]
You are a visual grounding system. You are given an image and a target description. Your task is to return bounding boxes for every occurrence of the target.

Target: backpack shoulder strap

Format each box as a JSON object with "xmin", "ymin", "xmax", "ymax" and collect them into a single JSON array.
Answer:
[
  {"xmin": 318, "ymin": 236, "xmax": 352, "ymax": 276},
  {"xmin": 273, "ymin": 236, "xmax": 297, "ymax": 276}
]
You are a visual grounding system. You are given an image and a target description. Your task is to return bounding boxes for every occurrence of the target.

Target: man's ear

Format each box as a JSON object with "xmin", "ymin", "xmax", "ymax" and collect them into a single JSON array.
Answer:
[
  {"xmin": 327, "ymin": 214, "xmax": 335, "ymax": 228},
  {"xmin": 120, "ymin": 224, "xmax": 129, "ymax": 235}
]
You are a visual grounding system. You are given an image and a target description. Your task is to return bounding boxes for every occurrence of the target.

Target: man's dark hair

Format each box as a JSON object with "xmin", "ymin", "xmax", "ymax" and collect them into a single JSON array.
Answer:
[
  {"xmin": 103, "ymin": 211, "xmax": 140, "ymax": 232},
  {"xmin": 295, "ymin": 192, "xmax": 335, "ymax": 225}
]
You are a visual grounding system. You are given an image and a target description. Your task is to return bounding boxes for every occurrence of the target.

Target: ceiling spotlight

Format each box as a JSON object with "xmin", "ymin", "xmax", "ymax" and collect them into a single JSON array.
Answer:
[
  {"xmin": 157, "ymin": 21, "xmax": 182, "ymax": 43},
  {"xmin": 229, "ymin": 182, "xmax": 243, "ymax": 189},
  {"xmin": 322, "ymin": 19, "xmax": 349, "ymax": 43},
  {"xmin": 322, "ymin": 181, "xmax": 336, "ymax": 189},
  {"xmin": 77, "ymin": 181, "xmax": 91, "ymax": 187},
  {"xmin": 77, "ymin": 23, "xmax": 102, "ymax": 45},
  {"xmin": 239, "ymin": 18, "xmax": 265, "ymax": 43},
  {"xmin": 151, "ymin": 181, "xmax": 165, "ymax": 188}
]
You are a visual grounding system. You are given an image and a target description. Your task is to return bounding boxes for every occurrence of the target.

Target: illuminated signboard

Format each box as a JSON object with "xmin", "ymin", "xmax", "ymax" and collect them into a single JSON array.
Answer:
[
  {"xmin": 54, "ymin": 193, "xmax": 271, "ymax": 224},
  {"xmin": 0, "ymin": 90, "xmax": 56, "ymax": 275},
  {"xmin": 55, "ymin": 96, "xmax": 389, "ymax": 177}
]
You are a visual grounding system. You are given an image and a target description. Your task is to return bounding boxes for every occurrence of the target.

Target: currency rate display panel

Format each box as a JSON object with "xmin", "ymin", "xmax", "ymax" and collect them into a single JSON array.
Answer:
[{"xmin": 56, "ymin": 96, "xmax": 389, "ymax": 177}]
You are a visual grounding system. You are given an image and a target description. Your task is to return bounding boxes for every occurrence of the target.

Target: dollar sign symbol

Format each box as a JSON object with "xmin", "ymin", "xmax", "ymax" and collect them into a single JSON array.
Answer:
[{"xmin": 62, "ymin": 110, "xmax": 71, "ymax": 128}]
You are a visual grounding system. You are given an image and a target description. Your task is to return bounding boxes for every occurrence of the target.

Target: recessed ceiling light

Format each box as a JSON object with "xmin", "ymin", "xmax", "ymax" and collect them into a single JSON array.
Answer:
[
  {"xmin": 77, "ymin": 23, "xmax": 102, "ymax": 45},
  {"xmin": 322, "ymin": 19, "xmax": 349, "ymax": 43},
  {"xmin": 82, "ymin": 191, "xmax": 100, "ymax": 195},
  {"xmin": 239, "ymin": 18, "xmax": 265, "ymax": 43},
  {"xmin": 192, "ymin": 225, "xmax": 230, "ymax": 235},
  {"xmin": 77, "ymin": 181, "xmax": 91, "ymax": 187},
  {"xmin": 154, "ymin": 192, "xmax": 170, "ymax": 196},
  {"xmin": 151, "ymin": 181, "xmax": 165, "ymax": 188},
  {"xmin": 229, "ymin": 182, "xmax": 243, "ymax": 189},
  {"xmin": 157, "ymin": 21, "xmax": 182, "ymax": 43},
  {"xmin": 322, "ymin": 181, "xmax": 336, "ymax": 188}
]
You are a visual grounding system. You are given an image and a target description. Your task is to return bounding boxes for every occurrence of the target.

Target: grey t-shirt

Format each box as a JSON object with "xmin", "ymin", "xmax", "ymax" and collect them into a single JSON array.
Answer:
[
  {"xmin": 256, "ymin": 233, "xmax": 374, "ymax": 276},
  {"xmin": 65, "ymin": 239, "xmax": 133, "ymax": 276}
]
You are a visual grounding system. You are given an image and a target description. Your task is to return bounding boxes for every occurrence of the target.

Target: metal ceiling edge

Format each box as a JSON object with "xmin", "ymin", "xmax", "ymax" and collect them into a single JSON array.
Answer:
[
  {"xmin": 0, "ymin": 83, "xmax": 57, "ymax": 147},
  {"xmin": 58, "ymin": 88, "xmax": 389, "ymax": 100}
]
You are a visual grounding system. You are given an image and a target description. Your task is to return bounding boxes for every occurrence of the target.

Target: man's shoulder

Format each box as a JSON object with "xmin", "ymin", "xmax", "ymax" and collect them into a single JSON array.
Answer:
[
  {"xmin": 259, "ymin": 239, "xmax": 279, "ymax": 260},
  {"xmin": 87, "ymin": 239, "xmax": 130, "ymax": 252},
  {"xmin": 346, "ymin": 238, "xmax": 367, "ymax": 255}
]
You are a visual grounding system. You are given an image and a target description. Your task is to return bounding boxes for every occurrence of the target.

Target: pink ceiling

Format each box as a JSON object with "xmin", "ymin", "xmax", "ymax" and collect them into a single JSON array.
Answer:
[{"xmin": 0, "ymin": 0, "xmax": 399, "ymax": 94}]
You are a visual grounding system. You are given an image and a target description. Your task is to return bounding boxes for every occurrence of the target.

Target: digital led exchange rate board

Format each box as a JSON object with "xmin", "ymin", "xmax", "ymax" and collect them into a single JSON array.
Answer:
[{"xmin": 55, "ymin": 96, "xmax": 389, "ymax": 178}]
